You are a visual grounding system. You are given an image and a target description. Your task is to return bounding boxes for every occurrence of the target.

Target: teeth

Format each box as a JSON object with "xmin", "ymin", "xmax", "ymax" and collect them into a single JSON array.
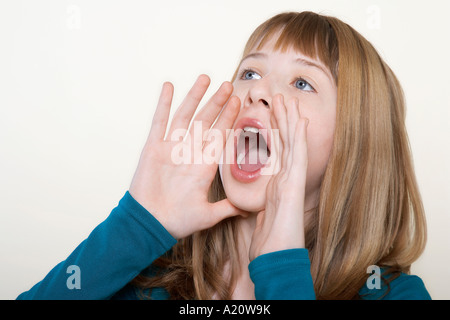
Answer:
[
  {"xmin": 243, "ymin": 126, "xmax": 259, "ymax": 133},
  {"xmin": 237, "ymin": 153, "xmax": 245, "ymax": 169},
  {"xmin": 237, "ymin": 126, "xmax": 270, "ymax": 170}
]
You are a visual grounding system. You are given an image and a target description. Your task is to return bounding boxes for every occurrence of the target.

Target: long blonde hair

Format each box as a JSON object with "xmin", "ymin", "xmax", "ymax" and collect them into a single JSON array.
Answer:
[{"xmin": 132, "ymin": 11, "xmax": 427, "ymax": 300}]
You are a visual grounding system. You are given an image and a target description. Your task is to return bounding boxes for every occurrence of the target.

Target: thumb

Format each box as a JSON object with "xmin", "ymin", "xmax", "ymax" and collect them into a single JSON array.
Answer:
[
  {"xmin": 254, "ymin": 210, "xmax": 266, "ymax": 232},
  {"xmin": 208, "ymin": 199, "xmax": 249, "ymax": 224},
  {"xmin": 256, "ymin": 210, "xmax": 265, "ymax": 225}
]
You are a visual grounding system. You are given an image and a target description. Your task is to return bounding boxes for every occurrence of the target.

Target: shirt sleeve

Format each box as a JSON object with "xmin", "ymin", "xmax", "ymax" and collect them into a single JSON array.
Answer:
[
  {"xmin": 384, "ymin": 275, "xmax": 432, "ymax": 300},
  {"xmin": 360, "ymin": 272, "xmax": 432, "ymax": 300},
  {"xmin": 16, "ymin": 191, "xmax": 177, "ymax": 300},
  {"xmin": 248, "ymin": 248, "xmax": 316, "ymax": 300}
]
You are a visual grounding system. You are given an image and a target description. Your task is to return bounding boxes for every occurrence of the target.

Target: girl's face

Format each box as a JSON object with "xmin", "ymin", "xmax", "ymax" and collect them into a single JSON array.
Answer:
[{"xmin": 220, "ymin": 37, "xmax": 337, "ymax": 213}]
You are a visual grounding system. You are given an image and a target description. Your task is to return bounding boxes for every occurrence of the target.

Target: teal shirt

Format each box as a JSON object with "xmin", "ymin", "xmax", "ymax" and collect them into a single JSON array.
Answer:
[{"xmin": 17, "ymin": 192, "xmax": 431, "ymax": 300}]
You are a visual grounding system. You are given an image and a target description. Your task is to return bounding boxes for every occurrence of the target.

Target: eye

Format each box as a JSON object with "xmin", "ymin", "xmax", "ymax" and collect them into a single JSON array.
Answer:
[
  {"xmin": 241, "ymin": 69, "xmax": 262, "ymax": 80},
  {"xmin": 294, "ymin": 78, "xmax": 315, "ymax": 92}
]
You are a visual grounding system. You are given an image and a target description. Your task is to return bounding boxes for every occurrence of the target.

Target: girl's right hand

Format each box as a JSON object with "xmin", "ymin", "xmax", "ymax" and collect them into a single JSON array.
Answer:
[{"xmin": 129, "ymin": 75, "xmax": 246, "ymax": 239}]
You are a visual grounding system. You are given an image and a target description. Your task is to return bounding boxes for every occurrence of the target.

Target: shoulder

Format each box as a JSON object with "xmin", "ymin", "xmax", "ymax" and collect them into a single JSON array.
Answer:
[{"xmin": 360, "ymin": 271, "xmax": 431, "ymax": 300}]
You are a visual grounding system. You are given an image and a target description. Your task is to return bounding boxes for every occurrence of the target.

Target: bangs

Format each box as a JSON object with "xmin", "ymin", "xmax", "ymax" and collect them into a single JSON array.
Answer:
[{"xmin": 241, "ymin": 12, "xmax": 339, "ymax": 82}]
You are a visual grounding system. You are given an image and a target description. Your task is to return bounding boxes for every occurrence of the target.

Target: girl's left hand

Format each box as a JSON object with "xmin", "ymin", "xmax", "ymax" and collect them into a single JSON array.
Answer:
[{"xmin": 249, "ymin": 95, "xmax": 309, "ymax": 261}]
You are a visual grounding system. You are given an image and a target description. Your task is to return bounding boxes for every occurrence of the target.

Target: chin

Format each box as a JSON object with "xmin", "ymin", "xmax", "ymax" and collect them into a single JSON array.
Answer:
[
  {"xmin": 221, "ymin": 163, "xmax": 270, "ymax": 213},
  {"xmin": 229, "ymin": 193, "xmax": 265, "ymax": 213}
]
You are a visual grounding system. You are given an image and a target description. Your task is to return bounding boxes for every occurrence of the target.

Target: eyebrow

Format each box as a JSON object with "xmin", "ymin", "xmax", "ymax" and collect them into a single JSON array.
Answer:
[
  {"xmin": 240, "ymin": 52, "xmax": 332, "ymax": 80},
  {"xmin": 294, "ymin": 58, "xmax": 331, "ymax": 79},
  {"xmin": 240, "ymin": 52, "xmax": 268, "ymax": 62}
]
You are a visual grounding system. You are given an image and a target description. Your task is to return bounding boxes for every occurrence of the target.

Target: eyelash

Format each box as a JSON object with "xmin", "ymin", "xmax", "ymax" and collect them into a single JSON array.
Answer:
[{"xmin": 239, "ymin": 68, "xmax": 316, "ymax": 93}]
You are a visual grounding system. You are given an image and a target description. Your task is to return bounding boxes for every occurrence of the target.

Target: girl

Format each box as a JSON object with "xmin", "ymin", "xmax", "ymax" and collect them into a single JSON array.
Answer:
[{"xmin": 18, "ymin": 11, "xmax": 430, "ymax": 300}]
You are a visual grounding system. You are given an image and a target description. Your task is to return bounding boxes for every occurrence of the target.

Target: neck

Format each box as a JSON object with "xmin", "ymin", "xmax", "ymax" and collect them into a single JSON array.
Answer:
[
  {"xmin": 227, "ymin": 189, "xmax": 319, "ymax": 299},
  {"xmin": 229, "ymin": 214, "xmax": 257, "ymax": 299}
]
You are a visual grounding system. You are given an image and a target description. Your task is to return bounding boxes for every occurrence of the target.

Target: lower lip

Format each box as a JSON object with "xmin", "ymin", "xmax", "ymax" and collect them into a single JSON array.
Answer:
[{"xmin": 229, "ymin": 135, "xmax": 264, "ymax": 183}]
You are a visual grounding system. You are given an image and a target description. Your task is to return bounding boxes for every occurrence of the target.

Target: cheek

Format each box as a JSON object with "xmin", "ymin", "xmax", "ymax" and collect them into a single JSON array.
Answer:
[
  {"xmin": 307, "ymin": 124, "xmax": 334, "ymax": 157},
  {"xmin": 305, "ymin": 120, "xmax": 335, "ymax": 184},
  {"xmin": 231, "ymin": 84, "xmax": 248, "ymax": 107}
]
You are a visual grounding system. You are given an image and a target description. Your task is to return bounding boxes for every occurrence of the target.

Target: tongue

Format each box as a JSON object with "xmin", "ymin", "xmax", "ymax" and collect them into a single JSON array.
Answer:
[{"xmin": 239, "ymin": 145, "xmax": 269, "ymax": 172}]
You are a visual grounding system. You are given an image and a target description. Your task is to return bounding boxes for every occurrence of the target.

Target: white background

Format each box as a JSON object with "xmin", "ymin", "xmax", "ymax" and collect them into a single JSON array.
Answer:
[{"xmin": 0, "ymin": 0, "xmax": 449, "ymax": 299}]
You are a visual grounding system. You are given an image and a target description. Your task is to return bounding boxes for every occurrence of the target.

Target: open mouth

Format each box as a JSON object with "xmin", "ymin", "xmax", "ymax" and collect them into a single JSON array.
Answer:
[
  {"xmin": 236, "ymin": 126, "xmax": 271, "ymax": 172},
  {"xmin": 230, "ymin": 117, "xmax": 272, "ymax": 183}
]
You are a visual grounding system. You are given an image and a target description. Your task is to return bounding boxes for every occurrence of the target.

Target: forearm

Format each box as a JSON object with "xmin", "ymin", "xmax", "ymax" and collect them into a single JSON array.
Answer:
[
  {"xmin": 17, "ymin": 191, "xmax": 177, "ymax": 300},
  {"xmin": 249, "ymin": 248, "xmax": 316, "ymax": 300}
]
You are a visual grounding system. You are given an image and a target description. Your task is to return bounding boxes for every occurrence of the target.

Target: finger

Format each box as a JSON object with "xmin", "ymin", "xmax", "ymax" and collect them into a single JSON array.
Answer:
[
  {"xmin": 189, "ymin": 81, "xmax": 233, "ymax": 139},
  {"xmin": 273, "ymin": 94, "xmax": 288, "ymax": 143},
  {"xmin": 286, "ymin": 98, "xmax": 300, "ymax": 170},
  {"xmin": 207, "ymin": 199, "xmax": 249, "ymax": 227},
  {"xmin": 286, "ymin": 98, "xmax": 300, "ymax": 146},
  {"xmin": 255, "ymin": 210, "xmax": 266, "ymax": 231},
  {"xmin": 147, "ymin": 82, "xmax": 174, "ymax": 142},
  {"xmin": 273, "ymin": 94, "xmax": 289, "ymax": 171},
  {"xmin": 189, "ymin": 82, "xmax": 233, "ymax": 164},
  {"xmin": 262, "ymin": 124, "xmax": 282, "ymax": 177},
  {"xmin": 202, "ymin": 95, "xmax": 240, "ymax": 165},
  {"xmin": 290, "ymin": 117, "xmax": 309, "ymax": 180},
  {"xmin": 166, "ymin": 74, "xmax": 211, "ymax": 139}
]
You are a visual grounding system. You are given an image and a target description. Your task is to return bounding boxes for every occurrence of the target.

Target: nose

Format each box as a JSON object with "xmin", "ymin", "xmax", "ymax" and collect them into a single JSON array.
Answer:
[{"xmin": 243, "ymin": 77, "xmax": 272, "ymax": 109}]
